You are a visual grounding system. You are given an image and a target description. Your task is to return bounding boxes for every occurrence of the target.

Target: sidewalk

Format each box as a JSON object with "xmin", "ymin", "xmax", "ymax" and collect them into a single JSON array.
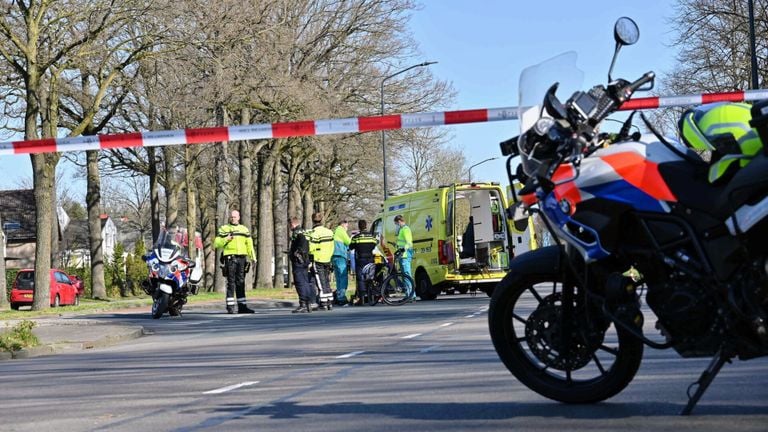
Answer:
[{"xmin": 0, "ymin": 299, "xmax": 296, "ymax": 361}]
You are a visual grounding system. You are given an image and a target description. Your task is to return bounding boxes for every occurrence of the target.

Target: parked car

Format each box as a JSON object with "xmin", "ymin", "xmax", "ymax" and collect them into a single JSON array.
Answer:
[
  {"xmin": 68, "ymin": 274, "xmax": 85, "ymax": 296},
  {"xmin": 9, "ymin": 269, "xmax": 81, "ymax": 310}
]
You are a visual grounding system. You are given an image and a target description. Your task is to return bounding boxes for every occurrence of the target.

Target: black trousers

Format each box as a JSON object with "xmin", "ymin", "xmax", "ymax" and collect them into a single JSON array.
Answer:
[
  {"xmin": 311, "ymin": 262, "xmax": 332, "ymax": 302},
  {"xmin": 225, "ymin": 255, "xmax": 248, "ymax": 307},
  {"xmin": 291, "ymin": 261, "xmax": 314, "ymax": 303},
  {"xmin": 354, "ymin": 258, "xmax": 373, "ymax": 297}
]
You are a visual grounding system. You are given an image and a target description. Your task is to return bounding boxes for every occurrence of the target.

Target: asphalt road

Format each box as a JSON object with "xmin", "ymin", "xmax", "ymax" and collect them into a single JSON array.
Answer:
[{"xmin": 1, "ymin": 295, "xmax": 767, "ymax": 432}]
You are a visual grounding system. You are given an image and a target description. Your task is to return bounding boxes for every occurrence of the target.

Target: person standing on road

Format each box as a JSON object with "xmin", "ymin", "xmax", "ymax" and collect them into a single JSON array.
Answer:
[
  {"xmin": 349, "ymin": 219, "xmax": 378, "ymax": 305},
  {"xmin": 332, "ymin": 219, "xmax": 351, "ymax": 306},
  {"xmin": 308, "ymin": 212, "xmax": 335, "ymax": 310},
  {"xmin": 214, "ymin": 209, "xmax": 256, "ymax": 314},
  {"xmin": 288, "ymin": 216, "xmax": 313, "ymax": 314},
  {"xmin": 394, "ymin": 214, "xmax": 415, "ymax": 300}
]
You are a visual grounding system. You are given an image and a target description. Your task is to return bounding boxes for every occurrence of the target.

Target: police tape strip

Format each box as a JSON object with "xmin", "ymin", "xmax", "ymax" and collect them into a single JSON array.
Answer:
[{"xmin": 1, "ymin": 89, "xmax": 767, "ymax": 156}]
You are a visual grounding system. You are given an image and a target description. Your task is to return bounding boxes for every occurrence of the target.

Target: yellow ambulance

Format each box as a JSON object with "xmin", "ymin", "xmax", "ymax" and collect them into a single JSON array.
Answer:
[{"xmin": 371, "ymin": 182, "xmax": 527, "ymax": 300}]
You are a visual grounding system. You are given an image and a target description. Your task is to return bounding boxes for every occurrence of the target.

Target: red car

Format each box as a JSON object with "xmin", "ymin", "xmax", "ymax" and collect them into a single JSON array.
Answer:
[
  {"xmin": 68, "ymin": 274, "xmax": 85, "ymax": 297},
  {"xmin": 10, "ymin": 269, "xmax": 81, "ymax": 310}
]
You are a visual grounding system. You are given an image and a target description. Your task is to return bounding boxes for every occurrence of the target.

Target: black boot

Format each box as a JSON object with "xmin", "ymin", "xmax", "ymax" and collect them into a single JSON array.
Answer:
[
  {"xmin": 226, "ymin": 305, "xmax": 235, "ymax": 314},
  {"xmin": 238, "ymin": 303, "xmax": 255, "ymax": 314},
  {"xmin": 292, "ymin": 301, "xmax": 310, "ymax": 314},
  {"xmin": 292, "ymin": 301, "xmax": 303, "ymax": 313}
]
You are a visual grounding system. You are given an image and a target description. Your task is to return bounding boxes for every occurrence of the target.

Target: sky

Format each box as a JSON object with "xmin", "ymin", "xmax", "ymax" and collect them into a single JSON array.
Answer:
[
  {"xmin": 407, "ymin": 0, "xmax": 680, "ymax": 186},
  {"xmin": 0, "ymin": 0, "xmax": 680, "ymax": 194}
]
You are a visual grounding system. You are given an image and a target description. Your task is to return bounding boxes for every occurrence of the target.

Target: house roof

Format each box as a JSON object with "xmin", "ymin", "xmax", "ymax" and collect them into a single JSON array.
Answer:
[{"xmin": 0, "ymin": 189, "xmax": 37, "ymax": 241}]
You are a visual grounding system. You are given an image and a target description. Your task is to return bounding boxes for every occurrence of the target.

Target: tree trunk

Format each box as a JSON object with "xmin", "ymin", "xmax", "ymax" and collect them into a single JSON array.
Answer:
[
  {"xmin": 214, "ymin": 105, "xmax": 230, "ymax": 293},
  {"xmin": 239, "ymin": 108, "xmax": 254, "ymax": 289},
  {"xmin": 31, "ymin": 154, "xmax": 55, "ymax": 310},
  {"xmin": 184, "ymin": 146, "xmax": 198, "ymax": 260},
  {"xmin": 302, "ymin": 187, "xmax": 313, "ymax": 228},
  {"xmin": 50, "ymin": 179, "xmax": 59, "ymax": 266},
  {"xmin": 256, "ymin": 148, "xmax": 275, "ymax": 288},
  {"xmin": 87, "ymin": 150, "xmax": 107, "ymax": 299},
  {"xmin": 148, "ymin": 147, "xmax": 161, "ymax": 242},
  {"xmin": 163, "ymin": 147, "xmax": 179, "ymax": 229},
  {"xmin": 200, "ymin": 193, "xmax": 217, "ymax": 292},
  {"xmin": 272, "ymin": 152, "xmax": 287, "ymax": 288},
  {"xmin": 0, "ymin": 212, "xmax": 7, "ymax": 308}
]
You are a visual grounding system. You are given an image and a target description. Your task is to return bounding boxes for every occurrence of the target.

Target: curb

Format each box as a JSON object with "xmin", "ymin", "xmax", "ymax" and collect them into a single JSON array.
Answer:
[{"xmin": 3, "ymin": 324, "xmax": 145, "ymax": 360}]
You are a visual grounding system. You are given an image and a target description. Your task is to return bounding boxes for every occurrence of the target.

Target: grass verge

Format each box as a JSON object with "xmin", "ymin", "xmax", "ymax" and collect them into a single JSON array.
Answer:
[{"xmin": 0, "ymin": 320, "xmax": 39, "ymax": 352}]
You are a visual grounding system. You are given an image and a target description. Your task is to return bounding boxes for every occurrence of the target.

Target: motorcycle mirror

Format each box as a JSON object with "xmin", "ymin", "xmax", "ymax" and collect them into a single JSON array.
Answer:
[
  {"xmin": 614, "ymin": 17, "xmax": 639, "ymax": 46},
  {"xmin": 608, "ymin": 17, "xmax": 640, "ymax": 82},
  {"xmin": 543, "ymin": 83, "xmax": 567, "ymax": 120}
]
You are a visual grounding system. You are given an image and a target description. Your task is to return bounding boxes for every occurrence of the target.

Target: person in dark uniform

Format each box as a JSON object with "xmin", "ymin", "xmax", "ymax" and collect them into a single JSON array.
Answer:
[
  {"xmin": 214, "ymin": 209, "xmax": 256, "ymax": 314},
  {"xmin": 288, "ymin": 216, "xmax": 313, "ymax": 313},
  {"xmin": 349, "ymin": 219, "xmax": 378, "ymax": 305}
]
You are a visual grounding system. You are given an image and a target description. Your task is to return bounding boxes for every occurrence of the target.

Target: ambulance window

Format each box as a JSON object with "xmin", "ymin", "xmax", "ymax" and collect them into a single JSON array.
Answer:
[{"xmin": 371, "ymin": 219, "xmax": 382, "ymax": 239}]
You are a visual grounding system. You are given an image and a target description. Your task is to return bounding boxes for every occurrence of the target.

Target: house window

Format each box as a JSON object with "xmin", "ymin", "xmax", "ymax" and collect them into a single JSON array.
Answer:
[{"xmin": 3, "ymin": 221, "xmax": 21, "ymax": 231}]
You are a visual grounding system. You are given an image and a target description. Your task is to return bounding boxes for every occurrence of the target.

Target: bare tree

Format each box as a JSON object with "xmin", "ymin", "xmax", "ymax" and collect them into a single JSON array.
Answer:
[
  {"xmin": 648, "ymin": 1, "xmax": 768, "ymax": 133},
  {"xmin": 0, "ymin": 0, "xmax": 166, "ymax": 309}
]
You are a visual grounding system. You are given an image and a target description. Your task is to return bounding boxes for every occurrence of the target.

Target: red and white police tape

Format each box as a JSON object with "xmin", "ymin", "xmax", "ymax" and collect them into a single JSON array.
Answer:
[{"xmin": 2, "ymin": 88, "xmax": 768, "ymax": 156}]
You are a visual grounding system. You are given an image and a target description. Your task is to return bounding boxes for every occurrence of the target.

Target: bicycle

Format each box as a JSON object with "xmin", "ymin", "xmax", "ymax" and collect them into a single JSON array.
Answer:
[{"xmin": 359, "ymin": 244, "xmax": 414, "ymax": 306}]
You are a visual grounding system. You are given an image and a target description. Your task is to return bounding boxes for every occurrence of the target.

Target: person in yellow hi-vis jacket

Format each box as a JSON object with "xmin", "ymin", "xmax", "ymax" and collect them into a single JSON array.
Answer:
[
  {"xmin": 214, "ymin": 209, "xmax": 257, "ymax": 314},
  {"xmin": 308, "ymin": 212, "xmax": 335, "ymax": 310}
]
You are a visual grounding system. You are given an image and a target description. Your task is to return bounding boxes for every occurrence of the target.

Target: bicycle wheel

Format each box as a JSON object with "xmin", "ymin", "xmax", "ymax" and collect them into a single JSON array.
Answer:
[{"xmin": 380, "ymin": 272, "xmax": 414, "ymax": 306}]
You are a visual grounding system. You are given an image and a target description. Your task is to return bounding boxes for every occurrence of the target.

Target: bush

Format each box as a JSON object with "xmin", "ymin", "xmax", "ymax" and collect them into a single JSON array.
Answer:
[
  {"xmin": 0, "ymin": 320, "xmax": 39, "ymax": 352},
  {"xmin": 5, "ymin": 269, "xmax": 19, "ymax": 303}
]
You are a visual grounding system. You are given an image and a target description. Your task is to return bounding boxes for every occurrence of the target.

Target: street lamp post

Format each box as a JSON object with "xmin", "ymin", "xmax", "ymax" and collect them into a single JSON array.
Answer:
[
  {"xmin": 467, "ymin": 157, "xmax": 499, "ymax": 182},
  {"xmin": 380, "ymin": 61, "xmax": 437, "ymax": 200}
]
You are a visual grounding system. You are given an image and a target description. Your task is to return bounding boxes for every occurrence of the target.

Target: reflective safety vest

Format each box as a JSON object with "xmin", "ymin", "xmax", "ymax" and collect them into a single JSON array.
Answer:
[
  {"xmin": 349, "ymin": 232, "xmax": 377, "ymax": 263},
  {"xmin": 214, "ymin": 224, "xmax": 256, "ymax": 260},
  {"xmin": 396, "ymin": 224, "xmax": 413, "ymax": 251},
  {"xmin": 333, "ymin": 225, "xmax": 351, "ymax": 258},
  {"xmin": 309, "ymin": 225, "xmax": 334, "ymax": 263}
]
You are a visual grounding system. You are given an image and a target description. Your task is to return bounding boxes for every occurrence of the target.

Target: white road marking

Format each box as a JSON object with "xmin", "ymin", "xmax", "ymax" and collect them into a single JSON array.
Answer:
[
  {"xmin": 336, "ymin": 351, "xmax": 365, "ymax": 359},
  {"xmin": 402, "ymin": 333, "xmax": 422, "ymax": 339},
  {"xmin": 420, "ymin": 345, "xmax": 441, "ymax": 353},
  {"xmin": 440, "ymin": 322, "xmax": 454, "ymax": 327},
  {"xmin": 203, "ymin": 381, "xmax": 259, "ymax": 395},
  {"xmin": 465, "ymin": 314, "xmax": 477, "ymax": 318}
]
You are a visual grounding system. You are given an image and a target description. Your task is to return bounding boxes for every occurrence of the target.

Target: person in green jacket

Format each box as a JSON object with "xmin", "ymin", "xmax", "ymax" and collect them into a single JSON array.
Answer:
[
  {"xmin": 214, "ymin": 209, "xmax": 256, "ymax": 314},
  {"xmin": 394, "ymin": 214, "xmax": 415, "ymax": 300},
  {"xmin": 308, "ymin": 212, "xmax": 335, "ymax": 310},
  {"xmin": 332, "ymin": 219, "xmax": 351, "ymax": 306}
]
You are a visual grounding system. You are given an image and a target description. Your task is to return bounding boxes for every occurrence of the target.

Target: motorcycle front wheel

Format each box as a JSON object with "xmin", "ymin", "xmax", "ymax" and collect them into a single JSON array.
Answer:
[
  {"xmin": 152, "ymin": 292, "xmax": 170, "ymax": 319},
  {"xmin": 489, "ymin": 271, "xmax": 643, "ymax": 404}
]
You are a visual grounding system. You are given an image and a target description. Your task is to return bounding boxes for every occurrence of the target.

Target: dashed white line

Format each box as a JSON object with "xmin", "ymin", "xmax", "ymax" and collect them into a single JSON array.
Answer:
[
  {"xmin": 440, "ymin": 322, "xmax": 454, "ymax": 327},
  {"xmin": 465, "ymin": 314, "xmax": 477, "ymax": 318},
  {"xmin": 203, "ymin": 381, "xmax": 259, "ymax": 395},
  {"xmin": 336, "ymin": 351, "xmax": 365, "ymax": 359},
  {"xmin": 401, "ymin": 333, "xmax": 422, "ymax": 339},
  {"xmin": 420, "ymin": 345, "xmax": 441, "ymax": 353}
]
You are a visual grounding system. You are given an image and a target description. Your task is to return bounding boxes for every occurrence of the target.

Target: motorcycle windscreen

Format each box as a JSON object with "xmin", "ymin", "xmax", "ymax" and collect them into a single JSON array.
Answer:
[{"xmin": 517, "ymin": 51, "xmax": 583, "ymax": 176}]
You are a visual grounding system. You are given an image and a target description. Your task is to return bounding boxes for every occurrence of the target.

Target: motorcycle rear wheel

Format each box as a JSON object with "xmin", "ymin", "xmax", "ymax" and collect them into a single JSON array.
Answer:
[
  {"xmin": 489, "ymin": 271, "xmax": 643, "ymax": 404},
  {"xmin": 152, "ymin": 292, "xmax": 170, "ymax": 319}
]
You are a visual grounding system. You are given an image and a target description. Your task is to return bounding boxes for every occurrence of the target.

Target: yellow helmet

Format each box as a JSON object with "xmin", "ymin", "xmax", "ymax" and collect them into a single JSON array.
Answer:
[{"xmin": 679, "ymin": 102, "xmax": 763, "ymax": 182}]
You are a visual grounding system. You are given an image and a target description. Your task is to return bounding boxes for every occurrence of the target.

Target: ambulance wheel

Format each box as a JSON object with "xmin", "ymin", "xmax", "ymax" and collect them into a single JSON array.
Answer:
[{"xmin": 415, "ymin": 269, "xmax": 437, "ymax": 301}]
